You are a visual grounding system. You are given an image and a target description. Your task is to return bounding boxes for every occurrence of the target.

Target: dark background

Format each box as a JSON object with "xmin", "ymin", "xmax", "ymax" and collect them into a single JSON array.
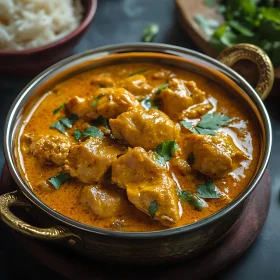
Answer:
[{"xmin": 0, "ymin": 0, "xmax": 279, "ymax": 279}]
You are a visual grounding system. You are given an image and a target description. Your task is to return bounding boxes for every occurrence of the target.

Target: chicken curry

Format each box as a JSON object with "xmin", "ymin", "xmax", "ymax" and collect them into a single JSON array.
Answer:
[{"xmin": 17, "ymin": 63, "xmax": 261, "ymax": 232}]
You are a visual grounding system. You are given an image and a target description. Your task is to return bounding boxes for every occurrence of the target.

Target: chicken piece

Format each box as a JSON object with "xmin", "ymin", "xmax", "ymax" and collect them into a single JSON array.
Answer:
[
  {"xmin": 112, "ymin": 147, "xmax": 180, "ymax": 226},
  {"xmin": 80, "ymin": 185, "xmax": 128, "ymax": 218},
  {"xmin": 180, "ymin": 133, "xmax": 246, "ymax": 178},
  {"xmin": 160, "ymin": 78, "xmax": 206, "ymax": 121},
  {"xmin": 109, "ymin": 108, "xmax": 180, "ymax": 150},
  {"xmin": 89, "ymin": 75, "xmax": 115, "ymax": 87},
  {"xmin": 170, "ymin": 157, "xmax": 192, "ymax": 176},
  {"xmin": 23, "ymin": 134, "xmax": 70, "ymax": 166},
  {"xmin": 65, "ymin": 96, "xmax": 89, "ymax": 118},
  {"xmin": 184, "ymin": 102, "xmax": 213, "ymax": 119},
  {"xmin": 65, "ymin": 137, "xmax": 126, "ymax": 184},
  {"xmin": 151, "ymin": 69, "xmax": 175, "ymax": 80},
  {"xmin": 118, "ymin": 75, "xmax": 152, "ymax": 96},
  {"xmin": 66, "ymin": 87, "xmax": 139, "ymax": 120}
]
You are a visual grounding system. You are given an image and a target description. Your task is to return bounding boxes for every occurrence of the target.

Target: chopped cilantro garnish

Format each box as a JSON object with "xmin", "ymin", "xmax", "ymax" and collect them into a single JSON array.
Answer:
[
  {"xmin": 59, "ymin": 114, "xmax": 78, "ymax": 129},
  {"xmin": 140, "ymin": 97, "xmax": 160, "ymax": 110},
  {"xmin": 197, "ymin": 113, "xmax": 230, "ymax": 130},
  {"xmin": 95, "ymin": 115, "xmax": 110, "ymax": 129},
  {"xmin": 182, "ymin": 113, "xmax": 231, "ymax": 136},
  {"xmin": 154, "ymin": 152, "xmax": 166, "ymax": 167},
  {"xmin": 195, "ymin": 127, "xmax": 216, "ymax": 135},
  {"xmin": 180, "ymin": 120, "xmax": 192, "ymax": 129},
  {"xmin": 148, "ymin": 200, "xmax": 158, "ymax": 218},
  {"xmin": 181, "ymin": 120, "xmax": 200, "ymax": 134},
  {"xmin": 48, "ymin": 172, "xmax": 70, "ymax": 190},
  {"xmin": 72, "ymin": 126, "xmax": 104, "ymax": 141},
  {"xmin": 53, "ymin": 103, "xmax": 65, "ymax": 115},
  {"xmin": 155, "ymin": 83, "xmax": 169, "ymax": 95},
  {"xmin": 50, "ymin": 121, "xmax": 66, "ymax": 134},
  {"xmin": 142, "ymin": 23, "xmax": 159, "ymax": 42},
  {"xmin": 178, "ymin": 190, "xmax": 205, "ymax": 210},
  {"xmin": 73, "ymin": 129, "xmax": 82, "ymax": 141},
  {"xmin": 92, "ymin": 93, "xmax": 106, "ymax": 108},
  {"xmin": 155, "ymin": 140, "xmax": 179, "ymax": 161},
  {"xmin": 197, "ymin": 181, "xmax": 220, "ymax": 199},
  {"xmin": 82, "ymin": 126, "xmax": 104, "ymax": 138}
]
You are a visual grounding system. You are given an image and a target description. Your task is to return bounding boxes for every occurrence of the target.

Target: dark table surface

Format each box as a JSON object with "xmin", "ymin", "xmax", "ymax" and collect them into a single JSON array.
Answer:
[{"xmin": 0, "ymin": 0, "xmax": 280, "ymax": 279}]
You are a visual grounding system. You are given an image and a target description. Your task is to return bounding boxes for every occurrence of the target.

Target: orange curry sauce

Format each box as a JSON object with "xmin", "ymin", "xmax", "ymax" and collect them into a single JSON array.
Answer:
[{"xmin": 17, "ymin": 63, "xmax": 261, "ymax": 232}]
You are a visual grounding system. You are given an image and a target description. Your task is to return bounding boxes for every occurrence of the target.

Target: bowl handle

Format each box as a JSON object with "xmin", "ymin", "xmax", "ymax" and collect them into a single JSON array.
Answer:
[
  {"xmin": 217, "ymin": 43, "xmax": 274, "ymax": 100},
  {"xmin": 0, "ymin": 190, "xmax": 83, "ymax": 249}
]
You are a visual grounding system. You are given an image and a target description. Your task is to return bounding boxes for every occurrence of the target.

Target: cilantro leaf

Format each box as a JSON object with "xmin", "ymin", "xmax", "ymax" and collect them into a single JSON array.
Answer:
[
  {"xmin": 95, "ymin": 115, "xmax": 110, "ymax": 129},
  {"xmin": 181, "ymin": 113, "xmax": 230, "ymax": 136},
  {"xmin": 73, "ymin": 129, "xmax": 82, "ymax": 141},
  {"xmin": 82, "ymin": 126, "xmax": 104, "ymax": 138},
  {"xmin": 142, "ymin": 23, "xmax": 159, "ymax": 42},
  {"xmin": 195, "ymin": 127, "xmax": 216, "ymax": 135},
  {"xmin": 261, "ymin": 7, "xmax": 280, "ymax": 24},
  {"xmin": 48, "ymin": 172, "xmax": 70, "ymax": 190},
  {"xmin": 197, "ymin": 113, "xmax": 231, "ymax": 130},
  {"xmin": 153, "ymin": 152, "xmax": 166, "ymax": 167},
  {"xmin": 148, "ymin": 200, "xmax": 158, "ymax": 218},
  {"xmin": 155, "ymin": 140, "xmax": 179, "ymax": 161},
  {"xmin": 128, "ymin": 69, "xmax": 147, "ymax": 77},
  {"xmin": 53, "ymin": 103, "xmax": 65, "ymax": 115},
  {"xmin": 50, "ymin": 121, "xmax": 66, "ymax": 134},
  {"xmin": 207, "ymin": 0, "xmax": 280, "ymax": 67},
  {"xmin": 59, "ymin": 114, "xmax": 78, "ymax": 129},
  {"xmin": 92, "ymin": 93, "xmax": 105, "ymax": 108},
  {"xmin": 139, "ymin": 97, "xmax": 160, "ymax": 109},
  {"xmin": 194, "ymin": 14, "xmax": 220, "ymax": 38},
  {"xmin": 197, "ymin": 181, "xmax": 220, "ymax": 199},
  {"xmin": 178, "ymin": 190, "xmax": 205, "ymax": 210},
  {"xmin": 180, "ymin": 121, "xmax": 199, "ymax": 134},
  {"xmin": 187, "ymin": 152, "xmax": 195, "ymax": 165},
  {"xmin": 180, "ymin": 120, "xmax": 192, "ymax": 129},
  {"xmin": 155, "ymin": 83, "xmax": 169, "ymax": 95},
  {"xmin": 228, "ymin": 20, "xmax": 254, "ymax": 36}
]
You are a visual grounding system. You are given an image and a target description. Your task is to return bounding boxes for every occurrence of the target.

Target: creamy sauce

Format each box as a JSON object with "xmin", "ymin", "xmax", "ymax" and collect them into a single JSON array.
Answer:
[{"xmin": 17, "ymin": 63, "xmax": 261, "ymax": 232}]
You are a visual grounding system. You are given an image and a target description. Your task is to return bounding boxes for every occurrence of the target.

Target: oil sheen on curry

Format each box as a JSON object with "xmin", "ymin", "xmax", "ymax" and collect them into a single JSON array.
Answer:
[{"xmin": 18, "ymin": 63, "xmax": 260, "ymax": 232}]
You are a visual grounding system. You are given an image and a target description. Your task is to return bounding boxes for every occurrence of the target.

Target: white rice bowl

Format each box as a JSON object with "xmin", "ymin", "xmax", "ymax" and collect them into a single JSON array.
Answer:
[{"xmin": 0, "ymin": 0, "xmax": 83, "ymax": 50}]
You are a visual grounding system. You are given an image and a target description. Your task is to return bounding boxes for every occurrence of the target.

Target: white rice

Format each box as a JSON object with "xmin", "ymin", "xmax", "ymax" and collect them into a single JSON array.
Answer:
[{"xmin": 0, "ymin": 0, "xmax": 83, "ymax": 50}]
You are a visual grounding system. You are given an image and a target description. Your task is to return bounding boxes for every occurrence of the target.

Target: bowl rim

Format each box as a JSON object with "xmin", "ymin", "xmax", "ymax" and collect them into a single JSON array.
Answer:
[
  {"xmin": 0, "ymin": 0, "xmax": 97, "ymax": 55},
  {"xmin": 4, "ymin": 43, "xmax": 272, "ymax": 239}
]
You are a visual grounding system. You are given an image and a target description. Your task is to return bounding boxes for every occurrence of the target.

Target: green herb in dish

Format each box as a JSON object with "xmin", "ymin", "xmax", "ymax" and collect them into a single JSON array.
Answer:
[
  {"xmin": 148, "ymin": 200, "xmax": 158, "ymax": 218},
  {"xmin": 59, "ymin": 114, "xmax": 78, "ymax": 128},
  {"xmin": 197, "ymin": 181, "xmax": 220, "ymax": 199},
  {"xmin": 48, "ymin": 172, "xmax": 70, "ymax": 190},
  {"xmin": 73, "ymin": 129, "xmax": 83, "ymax": 141},
  {"xmin": 155, "ymin": 140, "xmax": 179, "ymax": 161},
  {"xmin": 50, "ymin": 121, "xmax": 66, "ymax": 134},
  {"xmin": 92, "ymin": 93, "xmax": 106, "ymax": 108},
  {"xmin": 53, "ymin": 103, "xmax": 65, "ymax": 115},
  {"xmin": 178, "ymin": 190, "xmax": 205, "ymax": 210},
  {"xmin": 82, "ymin": 126, "xmax": 104, "ymax": 138},
  {"xmin": 155, "ymin": 83, "xmax": 169, "ymax": 95}
]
